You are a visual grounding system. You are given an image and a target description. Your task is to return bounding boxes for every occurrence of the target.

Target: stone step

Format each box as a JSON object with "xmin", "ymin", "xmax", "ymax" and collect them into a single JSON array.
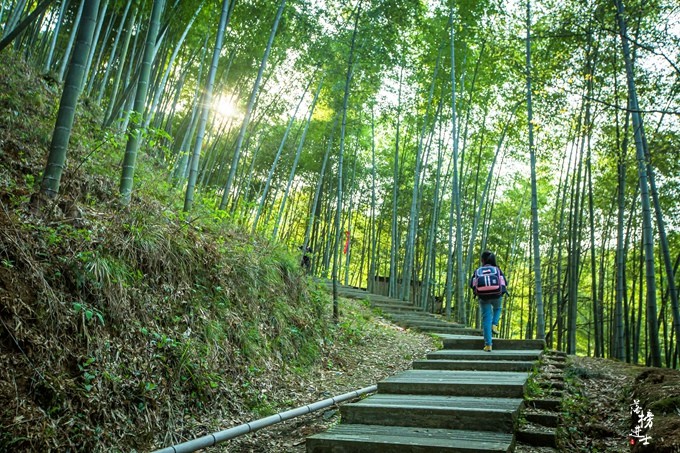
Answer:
[
  {"xmin": 318, "ymin": 284, "xmax": 450, "ymax": 319},
  {"xmin": 525, "ymin": 398, "xmax": 561, "ymax": 411},
  {"xmin": 339, "ymin": 292, "xmax": 411, "ymax": 305},
  {"xmin": 547, "ymin": 361, "xmax": 567, "ymax": 370},
  {"xmin": 434, "ymin": 334, "xmax": 482, "ymax": 340},
  {"xmin": 388, "ymin": 311, "xmax": 440, "ymax": 318},
  {"xmin": 335, "ymin": 291, "xmax": 413, "ymax": 302},
  {"xmin": 410, "ymin": 325, "xmax": 483, "ymax": 335},
  {"xmin": 391, "ymin": 319, "xmax": 465, "ymax": 331},
  {"xmin": 388, "ymin": 313, "xmax": 464, "ymax": 322},
  {"xmin": 332, "ymin": 290, "xmax": 397, "ymax": 303},
  {"xmin": 318, "ymin": 284, "xmax": 477, "ymax": 331},
  {"xmin": 427, "ymin": 319, "xmax": 468, "ymax": 328},
  {"xmin": 539, "ymin": 380, "xmax": 565, "ymax": 391},
  {"xmin": 386, "ymin": 318, "xmax": 480, "ymax": 333},
  {"xmin": 377, "ymin": 370, "xmax": 529, "ymax": 398},
  {"xmin": 427, "ymin": 349, "xmax": 543, "ymax": 362},
  {"xmin": 440, "ymin": 337, "xmax": 546, "ymax": 351},
  {"xmin": 371, "ymin": 303, "xmax": 425, "ymax": 313},
  {"xmin": 382, "ymin": 310, "xmax": 436, "ymax": 321},
  {"xmin": 306, "ymin": 424, "xmax": 515, "ymax": 452},
  {"xmin": 311, "ymin": 279, "xmax": 542, "ymax": 453},
  {"xmin": 524, "ymin": 411, "xmax": 559, "ymax": 428},
  {"xmin": 391, "ymin": 319, "xmax": 467, "ymax": 329},
  {"xmin": 546, "ymin": 390, "xmax": 563, "ymax": 399},
  {"xmin": 544, "ymin": 373, "xmax": 564, "ymax": 380},
  {"xmin": 516, "ymin": 427, "xmax": 557, "ymax": 448},
  {"xmin": 327, "ymin": 289, "xmax": 394, "ymax": 302},
  {"xmin": 341, "ymin": 394, "xmax": 523, "ymax": 432},
  {"xmin": 388, "ymin": 317, "xmax": 450, "ymax": 326},
  {"xmin": 396, "ymin": 325, "xmax": 474, "ymax": 334},
  {"xmin": 544, "ymin": 355, "xmax": 566, "ymax": 362},
  {"xmin": 413, "ymin": 359, "xmax": 536, "ymax": 372}
]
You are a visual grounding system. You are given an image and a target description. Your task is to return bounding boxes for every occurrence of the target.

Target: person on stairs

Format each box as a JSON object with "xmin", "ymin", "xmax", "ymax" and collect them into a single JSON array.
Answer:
[{"xmin": 470, "ymin": 250, "xmax": 508, "ymax": 352}]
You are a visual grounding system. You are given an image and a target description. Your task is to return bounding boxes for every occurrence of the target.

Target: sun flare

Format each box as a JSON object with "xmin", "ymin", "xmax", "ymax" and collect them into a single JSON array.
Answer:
[{"xmin": 213, "ymin": 94, "xmax": 237, "ymax": 119}]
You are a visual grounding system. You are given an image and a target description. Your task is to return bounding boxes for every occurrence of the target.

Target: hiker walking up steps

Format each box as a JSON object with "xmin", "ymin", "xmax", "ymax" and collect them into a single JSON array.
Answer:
[{"xmin": 470, "ymin": 250, "xmax": 508, "ymax": 352}]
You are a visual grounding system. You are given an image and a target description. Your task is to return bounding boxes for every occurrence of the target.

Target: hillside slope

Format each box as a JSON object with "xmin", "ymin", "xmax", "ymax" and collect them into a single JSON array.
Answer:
[{"xmin": 0, "ymin": 51, "xmax": 438, "ymax": 451}]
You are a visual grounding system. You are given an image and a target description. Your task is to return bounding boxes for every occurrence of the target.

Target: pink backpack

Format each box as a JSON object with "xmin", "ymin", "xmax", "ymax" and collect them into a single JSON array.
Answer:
[{"xmin": 472, "ymin": 265, "xmax": 506, "ymax": 297}]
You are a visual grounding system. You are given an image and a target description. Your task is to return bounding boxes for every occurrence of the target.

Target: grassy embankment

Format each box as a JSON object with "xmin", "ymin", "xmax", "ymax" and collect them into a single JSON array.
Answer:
[{"xmin": 0, "ymin": 51, "xmax": 437, "ymax": 452}]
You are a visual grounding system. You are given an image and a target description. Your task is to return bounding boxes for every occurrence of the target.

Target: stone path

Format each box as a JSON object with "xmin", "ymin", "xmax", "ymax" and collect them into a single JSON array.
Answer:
[
  {"xmin": 306, "ymin": 281, "xmax": 561, "ymax": 452},
  {"xmin": 319, "ymin": 280, "xmax": 482, "ymax": 336}
]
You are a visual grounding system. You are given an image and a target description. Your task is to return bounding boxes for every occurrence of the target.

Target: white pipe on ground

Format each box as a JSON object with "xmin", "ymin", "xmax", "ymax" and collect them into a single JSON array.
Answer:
[{"xmin": 153, "ymin": 384, "xmax": 378, "ymax": 453}]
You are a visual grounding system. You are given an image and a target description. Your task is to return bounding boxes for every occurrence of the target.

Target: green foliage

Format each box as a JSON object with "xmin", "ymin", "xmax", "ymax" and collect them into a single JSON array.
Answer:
[
  {"xmin": 72, "ymin": 302, "xmax": 105, "ymax": 326},
  {"xmin": 558, "ymin": 390, "xmax": 589, "ymax": 439},
  {"xmin": 337, "ymin": 315, "xmax": 370, "ymax": 345},
  {"xmin": 524, "ymin": 371, "xmax": 547, "ymax": 399},
  {"xmin": 78, "ymin": 357, "xmax": 98, "ymax": 392}
]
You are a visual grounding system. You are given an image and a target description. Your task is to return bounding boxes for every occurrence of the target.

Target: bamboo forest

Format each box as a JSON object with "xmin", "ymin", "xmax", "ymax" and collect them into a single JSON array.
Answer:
[
  {"xmin": 2, "ymin": 0, "xmax": 679, "ymax": 363},
  {"xmin": 1, "ymin": 0, "xmax": 680, "ymax": 450}
]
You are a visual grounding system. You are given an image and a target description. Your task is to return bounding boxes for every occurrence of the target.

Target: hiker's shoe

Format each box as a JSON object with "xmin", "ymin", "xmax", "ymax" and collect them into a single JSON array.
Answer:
[
  {"xmin": 492, "ymin": 325, "xmax": 500, "ymax": 335},
  {"xmin": 483, "ymin": 345, "xmax": 492, "ymax": 352}
]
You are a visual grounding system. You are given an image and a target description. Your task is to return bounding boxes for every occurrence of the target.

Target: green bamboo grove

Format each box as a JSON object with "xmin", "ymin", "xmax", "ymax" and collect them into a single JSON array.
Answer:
[{"xmin": 1, "ymin": 0, "xmax": 678, "ymax": 367}]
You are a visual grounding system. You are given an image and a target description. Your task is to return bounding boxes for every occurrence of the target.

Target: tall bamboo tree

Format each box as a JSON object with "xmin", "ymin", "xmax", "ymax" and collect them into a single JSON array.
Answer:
[
  {"xmin": 42, "ymin": 0, "xmax": 69, "ymax": 72},
  {"xmin": 388, "ymin": 62, "xmax": 404, "ymax": 299},
  {"xmin": 184, "ymin": 0, "xmax": 231, "ymax": 212},
  {"xmin": 220, "ymin": 0, "xmax": 287, "ymax": 210},
  {"xmin": 81, "ymin": 0, "xmax": 108, "ymax": 94},
  {"xmin": 446, "ymin": 8, "xmax": 463, "ymax": 320},
  {"xmin": 102, "ymin": 3, "xmax": 137, "ymax": 125},
  {"xmin": 144, "ymin": 1, "xmax": 205, "ymax": 130},
  {"xmin": 401, "ymin": 38, "xmax": 443, "ymax": 302},
  {"xmin": 119, "ymin": 0, "xmax": 165, "ymax": 205},
  {"xmin": 614, "ymin": 0, "xmax": 661, "ymax": 367},
  {"xmin": 0, "ymin": 0, "xmax": 54, "ymax": 53},
  {"xmin": 526, "ymin": 0, "xmax": 545, "ymax": 340},
  {"xmin": 252, "ymin": 77, "xmax": 314, "ymax": 234},
  {"xmin": 333, "ymin": 0, "xmax": 362, "ymax": 322},
  {"xmin": 57, "ymin": 0, "xmax": 83, "ymax": 82},
  {"xmin": 39, "ymin": 0, "xmax": 99, "ymax": 199},
  {"xmin": 367, "ymin": 107, "xmax": 377, "ymax": 293}
]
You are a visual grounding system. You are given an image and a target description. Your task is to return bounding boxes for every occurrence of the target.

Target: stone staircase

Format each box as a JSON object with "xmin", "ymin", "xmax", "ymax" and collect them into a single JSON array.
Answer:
[
  {"xmin": 318, "ymin": 280, "xmax": 481, "ymax": 336},
  {"xmin": 307, "ymin": 281, "xmax": 560, "ymax": 452},
  {"xmin": 516, "ymin": 351, "xmax": 567, "ymax": 449}
]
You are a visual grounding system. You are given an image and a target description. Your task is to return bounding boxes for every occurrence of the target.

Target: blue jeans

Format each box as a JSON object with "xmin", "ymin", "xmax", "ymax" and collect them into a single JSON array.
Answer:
[{"xmin": 480, "ymin": 297, "xmax": 502, "ymax": 346}]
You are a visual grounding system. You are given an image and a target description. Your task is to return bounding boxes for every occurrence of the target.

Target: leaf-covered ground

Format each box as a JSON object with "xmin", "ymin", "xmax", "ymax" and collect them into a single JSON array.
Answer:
[{"xmin": 559, "ymin": 356, "xmax": 680, "ymax": 453}]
